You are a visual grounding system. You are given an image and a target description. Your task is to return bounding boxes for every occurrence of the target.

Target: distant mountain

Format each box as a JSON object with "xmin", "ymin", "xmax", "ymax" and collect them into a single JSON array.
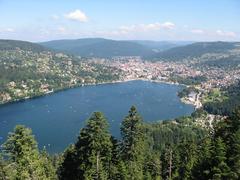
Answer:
[
  {"xmin": 40, "ymin": 38, "xmax": 193, "ymax": 58},
  {"xmin": 0, "ymin": 39, "xmax": 48, "ymax": 52},
  {"xmin": 131, "ymin": 40, "xmax": 194, "ymax": 52},
  {"xmin": 40, "ymin": 38, "xmax": 156, "ymax": 58},
  {"xmin": 149, "ymin": 41, "xmax": 240, "ymax": 61},
  {"xmin": 7, "ymin": 39, "xmax": 239, "ymax": 64}
]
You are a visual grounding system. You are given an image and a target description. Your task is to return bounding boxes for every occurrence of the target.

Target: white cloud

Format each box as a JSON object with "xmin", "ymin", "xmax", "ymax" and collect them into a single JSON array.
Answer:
[
  {"xmin": 189, "ymin": 28, "xmax": 237, "ymax": 40},
  {"xmin": 0, "ymin": 28, "xmax": 15, "ymax": 33},
  {"xmin": 161, "ymin": 22, "xmax": 175, "ymax": 29},
  {"xmin": 216, "ymin": 30, "xmax": 236, "ymax": 38},
  {"xmin": 191, "ymin": 29, "xmax": 204, "ymax": 34},
  {"xmin": 5, "ymin": 28, "xmax": 14, "ymax": 32},
  {"xmin": 119, "ymin": 22, "xmax": 175, "ymax": 33},
  {"xmin": 65, "ymin": 9, "xmax": 88, "ymax": 22},
  {"xmin": 119, "ymin": 25, "xmax": 136, "ymax": 33}
]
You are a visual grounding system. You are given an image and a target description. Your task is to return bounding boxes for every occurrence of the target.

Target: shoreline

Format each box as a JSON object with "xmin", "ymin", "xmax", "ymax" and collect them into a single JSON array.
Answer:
[
  {"xmin": 0, "ymin": 78, "xmax": 195, "ymax": 107},
  {"xmin": 179, "ymin": 92, "xmax": 202, "ymax": 110}
]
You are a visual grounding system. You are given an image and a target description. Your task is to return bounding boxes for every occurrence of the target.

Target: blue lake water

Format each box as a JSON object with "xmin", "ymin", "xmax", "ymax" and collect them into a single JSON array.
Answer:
[{"xmin": 0, "ymin": 80, "xmax": 194, "ymax": 153}]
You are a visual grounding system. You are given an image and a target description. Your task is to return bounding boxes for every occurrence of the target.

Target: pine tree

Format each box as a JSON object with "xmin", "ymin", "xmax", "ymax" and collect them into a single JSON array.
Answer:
[
  {"xmin": 120, "ymin": 106, "xmax": 146, "ymax": 179},
  {"xmin": 213, "ymin": 107, "xmax": 240, "ymax": 179},
  {"xmin": 211, "ymin": 137, "xmax": 230, "ymax": 180},
  {"xmin": 59, "ymin": 112, "xmax": 113, "ymax": 180},
  {"xmin": 162, "ymin": 145, "xmax": 183, "ymax": 180},
  {"xmin": 40, "ymin": 147, "xmax": 57, "ymax": 180},
  {"xmin": 114, "ymin": 160, "xmax": 128, "ymax": 180},
  {"xmin": 2, "ymin": 125, "xmax": 52, "ymax": 179},
  {"xmin": 229, "ymin": 108, "xmax": 240, "ymax": 132},
  {"xmin": 192, "ymin": 137, "xmax": 212, "ymax": 180},
  {"xmin": 228, "ymin": 130, "xmax": 240, "ymax": 179},
  {"xmin": 0, "ymin": 155, "xmax": 9, "ymax": 180},
  {"xmin": 228, "ymin": 108, "xmax": 240, "ymax": 178},
  {"xmin": 58, "ymin": 144, "xmax": 79, "ymax": 180},
  {"xmin": 144, "ymin": 152, "xmax": 162, "ymax": 180},
  {"xmin": 177, "ymin": 141, "xmax": 197, "ymax": 180},
  {"xmin": 120, "ymin": 106, "xmax": 145, "ymax": 160},
  {"xmin": 161, "ymin": 146, "xmax": 173, "ymax": 180},
  {"xmin": 108, "ymin": 136, "xmax": 122, "ymax": 180}
]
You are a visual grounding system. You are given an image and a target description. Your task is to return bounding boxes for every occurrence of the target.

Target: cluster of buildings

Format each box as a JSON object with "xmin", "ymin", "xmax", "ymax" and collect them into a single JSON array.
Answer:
[
  {"xmin": 109, "ymin": 59, "xmax": 200, "ymax": 81},
  {"xmin": 106, "ymin": 57, "xmax": 240, "ymax": 91},
  {"xmin": 0, "ymin": 50, "xmax": 119, "ymax": 104},
  {"xmin": 200, "ymin": 69, "xmax": 240, "ymax": 90},
  {"xmin": 1, "ymin": 49, "xmax": 240, "ymax": 104}
]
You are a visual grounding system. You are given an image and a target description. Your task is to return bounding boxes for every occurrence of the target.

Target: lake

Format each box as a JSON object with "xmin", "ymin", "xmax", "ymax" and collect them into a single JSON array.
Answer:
[{"xmin": 0, "ymin": 80, "xmax": 194, "ymax": 153}]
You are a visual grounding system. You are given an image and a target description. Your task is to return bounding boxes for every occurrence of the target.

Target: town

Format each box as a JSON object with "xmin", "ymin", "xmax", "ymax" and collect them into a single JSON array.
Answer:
[
  {"xmin": 103, "ymin": 56, "xmax": 240, "ymax": 90},
  {"xmin": 1, "ymin": 50, "xmax": 240, "ymax": 106}
]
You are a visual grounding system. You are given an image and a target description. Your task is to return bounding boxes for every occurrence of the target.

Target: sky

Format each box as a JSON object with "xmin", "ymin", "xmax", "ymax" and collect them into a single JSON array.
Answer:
[{"xmin": 0, "ymin": 0, "xmax": 239, "ymax": 42}]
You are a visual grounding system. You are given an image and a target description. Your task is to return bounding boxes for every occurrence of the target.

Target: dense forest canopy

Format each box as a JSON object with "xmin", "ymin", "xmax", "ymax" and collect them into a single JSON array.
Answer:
[
  {"xmin": 203, "ymin": 81, "xmax": 240, "ymax": 116},
  {"xmin": 0, "ymin": 105, "xmax": 239, "ymax": 180},
  {"xmin": 149, "ymin": 41, "xmax": 240, "ymax": 61},
  {"xmin": 40, "ymin": 39, "xmax": 240, "ymax": 61},
  {"xmin": 0, "ymin": 40, "xmax": 48, "ymax": 52}
]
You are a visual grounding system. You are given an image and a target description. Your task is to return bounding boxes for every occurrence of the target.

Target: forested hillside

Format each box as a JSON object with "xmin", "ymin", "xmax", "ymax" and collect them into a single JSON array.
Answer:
[
  {"xmin": 150, "ymin": 41, "xmax": 240, "ymax": 61},
  {"xmin": 204, "ymin": 81, "xmax": 240, "ymax": 116},
  {"xmin": 0, "ymin": 40, "xmax": 123, "ymax": 104},
  {"xmin": 40, "ymin": 38, "xmax": 193, "ymax": 58},
  {"xmin": 40, "ymin": 38, "xmax": 155, "ymax": 58},
  {"xmin": 40, "ymin": 39, "xmax": 240, "ymax": 71},
  {"xmin": 1, "ymin": 105, "xmax": 239, "ymax": 179},
  {"xmin": 0, "ymin": 39, "xmax": 48, "ymax": 52}
]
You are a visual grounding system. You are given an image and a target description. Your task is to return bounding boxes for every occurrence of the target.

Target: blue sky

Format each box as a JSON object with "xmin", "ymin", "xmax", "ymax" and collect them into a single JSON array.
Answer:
[{"xmin": 0, "ymin": 0, "xmax": 239, "ymax": 42}]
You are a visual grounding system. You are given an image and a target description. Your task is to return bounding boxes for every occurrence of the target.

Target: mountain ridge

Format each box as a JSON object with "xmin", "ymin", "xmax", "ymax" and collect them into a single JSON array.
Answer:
[
  {"xmin": 149, "ymin": 41, "xmax": 240, "ymax": 61},
  {"xmin": 39, "ymin": 38, "xmax": 192, "ymax": 58},
  {"xmin": 0, "ymin": 39, "xmax": 48, "ymax": 52}
]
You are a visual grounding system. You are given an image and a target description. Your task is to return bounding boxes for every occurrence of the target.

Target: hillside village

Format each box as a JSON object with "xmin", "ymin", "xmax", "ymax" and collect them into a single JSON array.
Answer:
[
  {"xmin": 1, "ymin": 40, "xmax": 240, "ymax": 107},
  {"xmin": 0, "ymin": 49, "xmax": 123, "ymax": 104}
]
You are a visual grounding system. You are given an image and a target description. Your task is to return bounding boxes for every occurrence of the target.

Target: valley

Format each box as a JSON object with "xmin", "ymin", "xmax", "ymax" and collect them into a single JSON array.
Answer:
[
  {"xmin": 1, "ymin": 1, "xmax": 240, "ymax": 179},
  {"xmin": 1, "ymin": 39, "xmax": 240, "ymax": 107}
]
